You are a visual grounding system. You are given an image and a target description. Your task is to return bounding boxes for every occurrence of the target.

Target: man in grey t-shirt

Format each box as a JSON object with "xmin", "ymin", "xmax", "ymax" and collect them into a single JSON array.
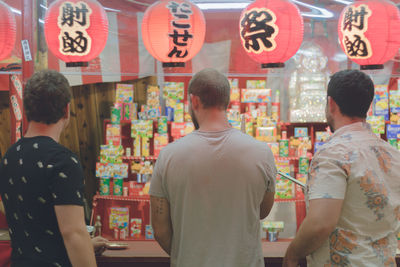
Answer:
[{"xmin": 150, "ymin": 68, "xmax": 277, "ymax": 267}]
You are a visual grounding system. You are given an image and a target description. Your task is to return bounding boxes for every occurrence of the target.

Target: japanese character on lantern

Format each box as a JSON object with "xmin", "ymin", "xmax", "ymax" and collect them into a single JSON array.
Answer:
[
  {"xmin": 60, "ymin": 2, "xmax": 90, "ymax": 27},
  {"xmin": 61, "ymin": 31, "xmax": 89, "ymax": 54},
  {"xmin": 57, "ymin": 2, "xmax": 93, "ymax": 56},
  {"xmin": 167, "ymin": 1, "xmax": 192, "ymax": 19},
  {"xmin": 240, "ymin": 8, "xmax": 279, "ymax": 54},
  {"xmin": 341, "ymin": 5, "xmax": 372, "ymax": 59},
  {"xmin": 166, "ymin": 1, "xmax": 193, "ymax": 60}
]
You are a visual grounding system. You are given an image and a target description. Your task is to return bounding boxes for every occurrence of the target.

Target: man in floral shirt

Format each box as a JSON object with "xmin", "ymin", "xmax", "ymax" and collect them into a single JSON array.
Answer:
[{"xmin": 284, "ymin": 70, "xmax": 400, "ymax": 267}]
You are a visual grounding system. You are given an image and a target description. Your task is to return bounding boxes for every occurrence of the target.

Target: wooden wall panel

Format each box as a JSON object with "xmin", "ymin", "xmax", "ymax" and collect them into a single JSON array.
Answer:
[{"xmin": 0, "ymin": 91, "xmax": 11, "ymax": 157}]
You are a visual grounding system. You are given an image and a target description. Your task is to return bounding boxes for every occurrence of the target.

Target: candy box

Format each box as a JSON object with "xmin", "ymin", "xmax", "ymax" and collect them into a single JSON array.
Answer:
[
  {"xmin": 246, "ymin": 80, "xmax": 266, "ymax": 89},
  {"xmin": 96, "ymin": 162, "xmax": 112, "ymax": 178},
  {"xmin": 109, "ymin": 207, "xmax": 129, "ymax": 230},
  {"xmin": 147, "ymin": 85, "xmax": 160, "ymax": 108},
  {"xmin": 294, "ymin": 127, "xmax": 308, "ymax": 138},
  {"xmin": 145, "ymin": 225, "xmax": 154, "ymax": 239},
  {"xmin": 142, "ymin": 137, "xmax": 150, "ymax": 157},
  {"xmin": 116, "ymin": 84, "xmax": 134, "ymax": 103},
  {"xmin": 386, "ymin": 124, "xmax": 400, "ymax": 139},
  {"xmin": 113, "ymin": 163, "xmax": 129, "ymax": 179},
  {"xmin": 374, "ymin": 85, "xmax": 389, "ymax": 121},
  {"xmin": 106, "ymin": 124, "xmax": 121, "ymax": 147},
  {"xmin": 241, "ymin": 89, "xmax": 271, "ymax": 103},
  {"xmin": 99, "ymin": 178, "xmax": 110, "ymax": 196},
  {"xmin": 267, "ymin": 142, "xmax": 279, "ymax": 156},
  {"xmin": 158, "ymin": 116, "xmax": 168, "ymax": 134},
  {"xmin": 113, "ymin": 178, "xmax": 123, "ymax": 196},
  {"xmin": 174, "ymin": 103, "xmax": 184, "ymax": 123},
  {"xmin": 130, "ymin": 218, "xmax": 142, "ymax": 238},
  {"xmin": 315, "ymin": 131, "xmax": 331, "ymax": 142},
  {"xmin": 367, "ymin": 116, "xmax": 385, "ymax": 134},
  {"xmin": 389, "ymin": 90, "xmax": 400, "ymax": 113},
  {"xmin": 111, "ymin": 104, "xmax": 122, "ymax": 124},
  {"xmin": 163, "ymin": 82, "xmax": 184, "ymax": 100}
]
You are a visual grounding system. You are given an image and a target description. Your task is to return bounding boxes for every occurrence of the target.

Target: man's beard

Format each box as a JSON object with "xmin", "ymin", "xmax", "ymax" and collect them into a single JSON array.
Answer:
[
  {"xmin": 190, "ymin": 108, "xmax": 200, "ymax": 130},
  {"xmin": 326, "ymin": 110, "xmax": 335, "ymax": 133}
]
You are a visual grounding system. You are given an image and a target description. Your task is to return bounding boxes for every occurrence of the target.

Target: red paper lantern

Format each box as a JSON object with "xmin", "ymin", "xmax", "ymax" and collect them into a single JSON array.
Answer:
[
  {"xmin": 338, "ymin": 0, "xmax": 400, "ymax": 70},
  {"xmin": 239, "ymin": 0, "xmax": 304, "ymax": 68},
  {"xmin": 44, "ymin": 0, "xmax": 108, "ymax": 67},
  {"xmin": 141, "ymin": 0, "xmax": 206, "ymax": 67},
  {"xmin": 0, "ymin": 1, "xmax": 16, "ymax": 61}
]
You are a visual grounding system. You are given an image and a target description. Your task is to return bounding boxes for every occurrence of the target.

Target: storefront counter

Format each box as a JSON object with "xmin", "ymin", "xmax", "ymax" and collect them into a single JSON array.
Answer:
[{"xmin": 96, "ymin": 240, "xmax": 307, "ymax": 267}]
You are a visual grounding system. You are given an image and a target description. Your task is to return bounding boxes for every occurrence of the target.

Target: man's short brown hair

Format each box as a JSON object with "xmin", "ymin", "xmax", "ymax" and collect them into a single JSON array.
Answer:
[
  {"xmin": 188, "ymin": 68, "xmax": 230, "ymax": 110},
  {"xmin": 24, "ymin": 70, "xmax": 71, "ymax": 124}
]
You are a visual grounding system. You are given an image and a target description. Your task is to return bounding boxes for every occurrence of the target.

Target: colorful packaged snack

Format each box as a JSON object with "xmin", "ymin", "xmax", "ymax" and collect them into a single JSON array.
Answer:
[
  {"xmin": 294, "ymin": 127, "xmax": 308, "ymax": 138},
  {"xmin": 106, "ymin": 124, "xmax": 121, "ymax": 147},
  {"xmin": 145, "ymin": 225, "xmax": 154, "ymax": 239},
  {"xmin": 241, "ymin": 89, "xmax": 271, "ymax": 103},
  {"xmin": 130, "ymin": 218, "xmax": 142, "ymax": 238},
  {"xmin": 374, "ymin": 85, "xmax": 389, "ymax": 121},
  {"xmin": 158, "ymin": 116, "xmax": 168, "ymax": 134},
  {"xmin": 111, "ymin": 104, "xmax": 122, "ymax": 124},
  {"xmin": 367, "ymin": 116, "xmax": 385, "ymax": 134},
  {"xmin": 142, "ymin": 137, "xmax": 150, "ymax": 157},
  {"xmin": 109, "ymin": 207, "xmax": 129, "ymax": 230},
  {"xmin": 123, "ymin": 103, "xmax": 131, "ymax": 121},
  {"xmin": 279, "ymin": 139, "xmax": 289, "ymax": 157},
  {"xmin": 116, "ymin": 84, "xmax": 134, "ymax": 103},
  {"xmin": 99, "ymin": 178, "xmax": 110, "ymax": 196},
  {"xmin": 174, "ymin": 103, "xmax": 184, "ymax": 123},
  {"xmin": 390, "ymin": 89, "xmax": 400, "ymax": 113},
  {"xmin": 134, "ymin": 138, "xmax": 141, "ymax": 157},
  {"xmin": 113, "ymin": 178, "xmax": 123, "ymax": 196},
  {"xmin": 147, "ymin": 85, "xmax": 160, "ymax": 108},
  {"xmin": 298, "ymin": 157, "xmax": 309, "ymax": 174}
]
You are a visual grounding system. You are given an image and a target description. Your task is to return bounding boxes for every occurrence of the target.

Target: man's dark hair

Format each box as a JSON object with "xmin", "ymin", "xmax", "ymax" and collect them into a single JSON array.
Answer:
[
  {"xmin": 188, "ymin": 68, "xmax": 230, "ymax": 110},
  {"xmin": 327, "ymin": 69, "xmax": 374, "ymax": 118},
  {"xmin": 24, "ymin": 70, "xmax": 71, "ymax": 124}
]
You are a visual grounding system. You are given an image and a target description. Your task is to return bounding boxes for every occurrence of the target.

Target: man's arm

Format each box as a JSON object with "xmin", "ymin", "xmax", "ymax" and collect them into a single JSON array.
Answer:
[
  {"xmin": 55, "ymin": 205, "xmax": 97, "ymax": 267},
  {"xmin": 283, "ymin": 198, "xmax": 343, "ymax": 267},
  {"xmin": 260, "ymin": 191, "xmax": 274, "ymax": 219},
  {"xmin": 150, "ymin": 196, "xmax": 173, "ymax": 255}
]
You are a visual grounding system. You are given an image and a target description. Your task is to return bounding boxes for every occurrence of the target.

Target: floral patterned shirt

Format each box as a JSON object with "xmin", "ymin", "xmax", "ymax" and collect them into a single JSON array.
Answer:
[{"xmin": 306, "ymin": 122, "xmax": 400, "ymax": 267}]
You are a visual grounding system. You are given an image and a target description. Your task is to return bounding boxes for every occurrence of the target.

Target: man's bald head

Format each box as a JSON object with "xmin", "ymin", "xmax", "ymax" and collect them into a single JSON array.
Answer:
[{"xmin": 188, "ymin": 68, "xmax": 230, "ymax": 110}]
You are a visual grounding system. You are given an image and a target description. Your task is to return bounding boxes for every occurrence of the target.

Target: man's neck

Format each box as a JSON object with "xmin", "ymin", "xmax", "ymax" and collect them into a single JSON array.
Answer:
[
  {"xmin": 197, "ymin": 110, "xmax": 231, "ymax": 132},
  {"xmin": 24, "ymin": 121, "xmax": 64, "ymax": 142},
  {"xmin": 333, "ymin": 116, "xmax": 365, "ymax": 132}
]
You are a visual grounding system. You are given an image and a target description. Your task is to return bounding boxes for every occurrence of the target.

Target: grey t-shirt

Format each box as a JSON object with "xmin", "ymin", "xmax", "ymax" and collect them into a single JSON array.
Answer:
[{"xmin": 150, "ymin": 128, "xmax": 276, "ymax": 267}]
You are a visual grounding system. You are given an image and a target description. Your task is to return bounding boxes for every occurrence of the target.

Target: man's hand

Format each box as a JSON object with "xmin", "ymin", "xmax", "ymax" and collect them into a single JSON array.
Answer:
[{"xmin": 92, "ymin": 236, "xmax": 108, "ymax": 256}]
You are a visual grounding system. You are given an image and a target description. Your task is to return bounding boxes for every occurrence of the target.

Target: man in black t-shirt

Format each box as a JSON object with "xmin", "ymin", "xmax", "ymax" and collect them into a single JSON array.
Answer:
[{"xmin": 0, "ymin": 70, "xmax": 101, "ymax": 267}]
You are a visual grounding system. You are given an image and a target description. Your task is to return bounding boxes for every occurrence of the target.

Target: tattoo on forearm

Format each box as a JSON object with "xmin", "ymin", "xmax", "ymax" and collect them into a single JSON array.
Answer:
[{"xmin": 156, "ymin": 198, "xmax": 164, "ymax": 215}]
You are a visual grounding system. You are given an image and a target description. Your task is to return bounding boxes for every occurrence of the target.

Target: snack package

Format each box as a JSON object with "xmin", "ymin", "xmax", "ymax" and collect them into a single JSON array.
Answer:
[
  {"xmin": 113, "ymin": 163, "xmax": 129, "ymax": 179},
  {"xmin": 116, "ymin": 84, "xmax": 134, "ymax": 103},
  {"xmin": 154, "ymin": 133, "xmax": 169, "ymax": 157},
  {"xmin": 145, "ymin": 225, "xmax": 154, "ymax": 239},
  {"xmin": 109, "ymin": 207, "xmax": 129, "ymax": 230},
  {"xmin": 230, "ymin": 88, "xmax": 240, "ymax": 102},
  {"xmin": 367, "ymin": 116, "xmax": 385, "ymax": 134},
  {"xmin": 298, "ymin": 156, "xmax": 309, "ymax": 174},
  {"xmin": 133, "ymin": 137, "xmax": 141, "ymax": 157},
  {"xmin": 294, "ymin": 127, "xmax": 308, "ymax": 138},
  {"xmin": 275, "ymin": 159, "xmax": 294, "ymax": 199},
  {"xmin": 389, "ymin": 89, "xmax": 400, "ymax": 113},
  {"xmin": 131, "ymin": 120, "xmax": 153, "ymax": 138},
  {"xmin": 246, "ymin": 80, "xmax": 266, "ymax": 89},
  {"xmin": 99, "ymin": 178, "xmax": 110, "ymax": 196},
  {"xmin": 241, "ymin": 89, "xmax": 272, "ymax": 103},
  {"xmin": 228, "ymin": 78, "xmax": 239, "ymax": 90},
  {"xmin": 113, "ymin": 178, "xmax": 124, "ymax": 196},
  {"xmin": 174, "ymin": 102, "xmax": 184, "ymax": 123},
  {"xmin": 130, "ymin": 218, "xmax": 142, "ymax": 238},
  {"xmin": 100, "ymin": 144, "xmax": 124, "ymax": 164},
  {"xmin": 279, "ymin": 139, "xmax": 289, "ymax": 157},
  {"xmin": 142, "ymin": 137, "xmax": 150, "ymax": 157},
  {"xmin": 374, "ymin": 85, "xmax": 389, "ymax": 121},
  {"xmin": 158, "ymin": 116, "xmax": 168, "ymax": 134},
  {"xmin": 163, "ymin": 82, "xmax": 184, "ymax": 100},
  {"xmin": 96, "ymin": 162, "xmax": 112, "ymax": 178},
  {"xmin": 106, "ymin": 124, "xmax": 121, "ymax": 147},
  {"xmin": 111, "ymin": 104, "xmax": 122, "ymax": 124},
  {"xmin": 147, "ymin": 85, "xmax": 160, "ymax": 108},
  {"xmin": 171, "ymin": 122, "xmax": 186, "ymax": 139},
  {"xmin": 386, "ymin": 124, "xmax": 400, "ymax": 139}
]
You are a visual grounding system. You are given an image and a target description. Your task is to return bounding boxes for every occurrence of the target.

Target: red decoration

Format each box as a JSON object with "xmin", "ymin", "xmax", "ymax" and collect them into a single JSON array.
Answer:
[
  {"xmin": 239, "ymin": 0, "xmax": 304, "ymax": 68},
  {"xmin": 44, "ymin": 0, "xmax": 109, "ymax": 67},
  {"xmin": 141, "ymin": 0, "xmax": 206, "ymax": 67},
  {"xmin": 0, "ymin": 1, "xmax": 16, "ymax": 61},
  {"xmin": 338, "ymin": 0, "xmax": 400, "ymax": 70}
]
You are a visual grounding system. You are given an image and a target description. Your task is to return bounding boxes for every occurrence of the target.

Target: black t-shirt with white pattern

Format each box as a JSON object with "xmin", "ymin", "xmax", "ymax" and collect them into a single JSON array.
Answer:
[{"xmin": 0, "ymin": 136, "xmax": 85, "ymax": 267}]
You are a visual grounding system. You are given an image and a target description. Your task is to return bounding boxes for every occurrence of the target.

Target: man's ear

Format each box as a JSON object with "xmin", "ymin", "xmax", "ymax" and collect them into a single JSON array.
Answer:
[
  {"xmin": 327, "ymin": 96, "xmax": 337, "ymax": 114},
  {"xmin": 190, "ymin": 94, "xmax": 201, "ymax": 110},
  {"xmin": 64, "ymin": 103, "xmax": 70, "ymax": 119}
]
